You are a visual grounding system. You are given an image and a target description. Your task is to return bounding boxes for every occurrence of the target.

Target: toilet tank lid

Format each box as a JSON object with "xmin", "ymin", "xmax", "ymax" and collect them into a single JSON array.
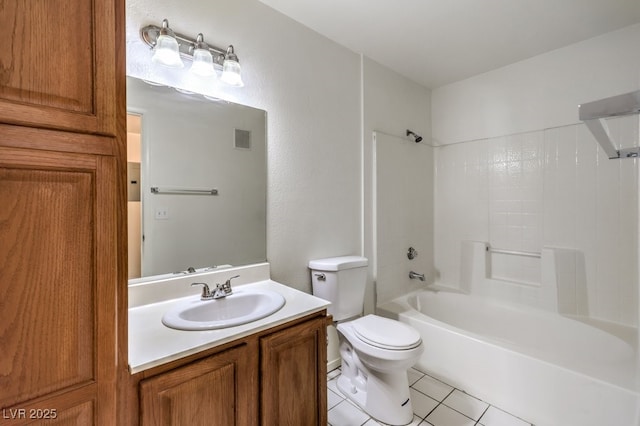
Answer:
[{"xmin": 308, "ymin": 255, "xmax": 368, "ymax": 271}]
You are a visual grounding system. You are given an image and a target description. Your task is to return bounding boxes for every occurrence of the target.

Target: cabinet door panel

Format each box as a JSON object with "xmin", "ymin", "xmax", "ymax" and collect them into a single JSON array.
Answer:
[
  {"xmin": 1, "ymin": 385, "xmax": 101, "ymax": 426},
  {"xmin": 0, "ymin": 0, "xmax": 117, "ymax": 135},
  {"xmin": 140, "ymin": 345, "xmax": 255, "ymax": 426},
  {"xmin": 0, "ymin": 142, "xmax": 118, "ymax": 423},
  {"xmin": 38, "ymin": 401, "xmax": 94, "ymax": 426},
  {"xmin": 0, "ymin": 167, "xmax": 94, "ymax": 405},
  {"xmin": 261, "ymin": 318, "xmax": 327, "ymax": 426}
]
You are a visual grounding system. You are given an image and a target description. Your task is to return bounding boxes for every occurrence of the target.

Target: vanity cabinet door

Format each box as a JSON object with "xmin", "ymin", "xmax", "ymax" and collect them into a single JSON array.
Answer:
[
  {"xmin": 139, "ymin": 344, "xmax": 257, "ymax": 426},
  {"xmin": 0, "ymin": 0, "xmax": 119, "ymax": 136},
  {"xmin": 260, "ymin": 316, "xmax": 328, "ymax": 426},
  {"xmin": 0, "ymin": 141, "xmax": 118, "ymax": 424}
]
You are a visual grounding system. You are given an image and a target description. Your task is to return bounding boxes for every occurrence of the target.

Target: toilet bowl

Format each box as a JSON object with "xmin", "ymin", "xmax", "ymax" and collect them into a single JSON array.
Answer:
[
  {"xmin": 336, "ymin": 315, "xmax": 423, "ymax": 426},
  {"xmin": 308, "ymin": 256, "xmax": 424, "ymax": 425}
]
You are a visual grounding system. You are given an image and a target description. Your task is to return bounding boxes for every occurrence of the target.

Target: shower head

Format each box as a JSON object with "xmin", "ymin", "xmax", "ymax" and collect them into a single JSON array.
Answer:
[{"xmin": 406, "ymin": 129, "xmax": 423, "ymax": 143}]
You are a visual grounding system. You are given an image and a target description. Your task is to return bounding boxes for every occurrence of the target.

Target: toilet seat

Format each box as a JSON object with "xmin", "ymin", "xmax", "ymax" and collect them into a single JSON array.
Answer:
[{"xmin": 351, "ymin": 315, "xmax": 422, "ymax": 350}]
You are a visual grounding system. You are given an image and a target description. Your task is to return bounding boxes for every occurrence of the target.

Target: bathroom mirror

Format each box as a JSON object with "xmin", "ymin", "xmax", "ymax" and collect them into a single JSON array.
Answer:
[{"xmin": 126, "ymin": 76, "xmax": 267, "ymax": 282}]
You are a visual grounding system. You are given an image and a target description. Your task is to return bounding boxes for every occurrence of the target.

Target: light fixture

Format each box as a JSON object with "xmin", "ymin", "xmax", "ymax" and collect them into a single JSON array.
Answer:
[
  {"xmin": 220, "ymin": 45, "xmax": 244, "ymax": 87},
  {"xmin": 150, "ymin": 19, "xmax": 183, "ymax": 68},
  {"xmin": 190, "ymin": 34, "xmax": 216, "ymax": 77},
  {"xmin": 141, "ymin": 19, "xmax": 243, "ymax": 86}
]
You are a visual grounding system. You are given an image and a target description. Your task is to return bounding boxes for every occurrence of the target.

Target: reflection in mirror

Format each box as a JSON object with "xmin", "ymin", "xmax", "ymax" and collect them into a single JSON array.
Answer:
[{"xmin": 126, "ymin": 76, "xmax": 267, "ymax": 283}]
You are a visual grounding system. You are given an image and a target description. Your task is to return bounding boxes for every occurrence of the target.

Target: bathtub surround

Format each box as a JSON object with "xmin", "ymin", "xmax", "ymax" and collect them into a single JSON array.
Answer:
[
  {"xmin": 459, "ymin": 242, "xmax": 590, "ymax": 315},
  {"xmin": 434, "ymin": 118, "xmax": 638, "ymax": 326},
  {"xmin": 421, "ymin": 24, "xmax": 640, "ymax": 423},
  {"xmin": 430, "ymin": 23, "xmax": 640, "ymax": 325}
]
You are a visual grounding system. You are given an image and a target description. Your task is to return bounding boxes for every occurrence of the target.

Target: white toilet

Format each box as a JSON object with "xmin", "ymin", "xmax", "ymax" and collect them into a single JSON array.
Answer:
[{"xmin": 309, "ymin": 256, "xmax": 423, "ymax": 426}]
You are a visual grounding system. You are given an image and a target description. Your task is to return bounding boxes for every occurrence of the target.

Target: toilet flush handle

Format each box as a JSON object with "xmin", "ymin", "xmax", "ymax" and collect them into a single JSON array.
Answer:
[{"xmin": 314, "ymin": 273, "xmax": 326, "ymax": 281}]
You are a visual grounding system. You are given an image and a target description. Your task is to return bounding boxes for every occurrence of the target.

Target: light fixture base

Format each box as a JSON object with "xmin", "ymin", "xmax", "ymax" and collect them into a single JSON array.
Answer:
[{"xmin": 141, "ymin": 24, "xmax": 228, "ymax": 69}]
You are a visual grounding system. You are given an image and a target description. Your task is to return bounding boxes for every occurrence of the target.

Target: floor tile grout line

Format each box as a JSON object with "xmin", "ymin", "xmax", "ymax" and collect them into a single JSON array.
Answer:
[
  {"xmin": 441, "ymin": 388, "xmax": 455, "ymax": 403},
  {"xmin": 413, "ymin": 370, "xmax": 534, "ymax": 426},
  {"xmin": 474, "ymin": 404, "xmax": 491, "ymax": 426},
  {"xmin": 439, "ymin": 402, "xmax": 483, "ymax": 424},
  {"xmin": 408, "ymin": 382, "xmax": 451, "ymax": 405},
  {"xmin": 330, "ymin": 370, "xmax": 534, "ymax": 426},
  {"xmin": 422, "ymin": 400, "xmax": 442, "ymax": 423},
  {"xmin": 438, "ymin": 389, "xmax": 490, "ymax": 423},
  {"xmin": 358, "ymin": 416, "xmax": 370, "ymax": 426},
  {"xmin": 422, "ymin": 394, "xmax": 486, "ymax": 425}
]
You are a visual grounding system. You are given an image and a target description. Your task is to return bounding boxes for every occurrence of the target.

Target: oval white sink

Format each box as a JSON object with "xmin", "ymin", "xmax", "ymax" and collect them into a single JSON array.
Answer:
[{"xmin": 162, "ymin": 289, "xmax": 286, "ymax": 331}]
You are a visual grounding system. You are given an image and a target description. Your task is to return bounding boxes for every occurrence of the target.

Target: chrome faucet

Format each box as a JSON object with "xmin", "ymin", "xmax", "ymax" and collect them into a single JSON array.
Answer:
[
  {"xmin": 409, "ymin": 271, "xmax": 425, "ymax": 281},
  {"xmin": 191, "ymin": 275, "xmax": 240, "ymax": 300}
]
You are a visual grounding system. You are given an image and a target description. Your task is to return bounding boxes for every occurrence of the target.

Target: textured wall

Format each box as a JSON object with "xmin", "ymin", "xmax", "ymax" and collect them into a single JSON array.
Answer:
[
  {"xmin": 126, "ymin": 0, "xmax": 362, "ymax": 291},
  {"xmin": 362, "ymin": 57, "xmax": 432, "ymax": 312},
  {"xmin": 374, "ymin": 132, "xmax": 434, "ymax": 305},
  {"xmin": 432, "ymin": 23, "xmax": 640, "ymax": 145}
]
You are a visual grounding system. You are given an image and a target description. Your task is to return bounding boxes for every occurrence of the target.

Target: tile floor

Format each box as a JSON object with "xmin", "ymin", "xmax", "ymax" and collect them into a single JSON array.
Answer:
[{"xmin": 327, "ymin": 367, "xmax": 534, "ymax": 426}]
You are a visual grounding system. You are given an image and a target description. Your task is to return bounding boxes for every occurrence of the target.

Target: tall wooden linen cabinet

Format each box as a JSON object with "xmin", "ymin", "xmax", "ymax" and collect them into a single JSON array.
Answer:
[{"xmin": 0, "ymin": 1, "xmax": 127, "ymax": 425}]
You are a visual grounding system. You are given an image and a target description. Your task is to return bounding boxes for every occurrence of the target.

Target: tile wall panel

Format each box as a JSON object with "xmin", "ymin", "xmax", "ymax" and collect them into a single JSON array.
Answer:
[{"xmin": 434, "ymin": 116, "xmax": 638, "ymax": 326}]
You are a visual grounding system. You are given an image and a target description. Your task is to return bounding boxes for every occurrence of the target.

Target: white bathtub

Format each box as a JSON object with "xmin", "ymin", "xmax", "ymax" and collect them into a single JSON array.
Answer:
[{"xmin": 378, "ymin": 289, "xmax": 640, "ymax": 426}]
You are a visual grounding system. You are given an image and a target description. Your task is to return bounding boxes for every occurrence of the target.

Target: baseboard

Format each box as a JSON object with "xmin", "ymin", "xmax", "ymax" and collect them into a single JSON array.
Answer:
[{"xmin": 328, "ymin": 357, "xmax": 341, "ymax": 372}]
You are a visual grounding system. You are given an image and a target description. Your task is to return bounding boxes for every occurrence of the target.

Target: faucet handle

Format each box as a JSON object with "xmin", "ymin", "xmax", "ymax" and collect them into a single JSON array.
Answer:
[
  {"xmin": 191, "ymin": 282, "xmax": 212, "ymax": 299},
  {"xmin": 225, "ymin": 275, "xmax": 240, "ymax": 285},
  {"xmin": 218, "ymin": 275, "xmax": 240, "ymax": 295}
]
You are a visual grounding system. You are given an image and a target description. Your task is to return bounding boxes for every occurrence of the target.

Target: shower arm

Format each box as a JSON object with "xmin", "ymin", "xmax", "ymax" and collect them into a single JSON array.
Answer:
[{"xmin": 578, "ymin": 90, "xmax": 640, "ymax": 159}]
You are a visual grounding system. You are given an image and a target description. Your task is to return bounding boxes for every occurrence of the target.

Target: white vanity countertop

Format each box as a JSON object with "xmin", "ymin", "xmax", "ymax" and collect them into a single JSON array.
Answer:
[{"xmin": 128, "ymin": 279, "xmax": 330, "ymax": 373}]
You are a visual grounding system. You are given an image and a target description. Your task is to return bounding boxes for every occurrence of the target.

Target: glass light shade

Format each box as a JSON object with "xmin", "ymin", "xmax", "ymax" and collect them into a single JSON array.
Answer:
[
  {"xmin": 152, "ymin": 34, "xmax": 184, "ymax": 68},
  {"xmin": 190, "ymin": 48, "xmax": 216, "ymax": 77},
  {"xmin": 221, "ymin": 59, "xmax": 243, "ymax": 87}
]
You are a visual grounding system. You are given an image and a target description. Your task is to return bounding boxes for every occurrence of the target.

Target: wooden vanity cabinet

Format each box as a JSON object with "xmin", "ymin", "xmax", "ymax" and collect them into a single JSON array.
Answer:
[
  {"xmin": 140, "ymin": 344, "xmax": 257, "ymax": 426},
  {"xmin": 261, "ymin": 317, "xmax": 328, "ymax": 426},
  {"xmin": 134, "ymin": 312, "xmax": 328, "ymax": 426}
]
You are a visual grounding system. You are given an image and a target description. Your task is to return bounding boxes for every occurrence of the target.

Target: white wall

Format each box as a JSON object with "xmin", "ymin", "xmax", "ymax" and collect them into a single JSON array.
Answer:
[
  {"xmin": 432, "ymin": 24, "xmax": 640, "ymax": 326},
  {"xmin": 362, "ymin": 57, "xmax": 432, "ymax": 312},
  {"xmin": 374, "ymin": 132, "xmax": 434, "ymax": 305},
  {"xmin": 127, "ymin": 0, "xmax": 362, "ymax": 291},
  {"xmin": 432, "ymin": 23, "xmax": 640, "ymax": 145},
  {"xmin": 126, "ymin": 2, "xmax": 434, "ymax": 371}
]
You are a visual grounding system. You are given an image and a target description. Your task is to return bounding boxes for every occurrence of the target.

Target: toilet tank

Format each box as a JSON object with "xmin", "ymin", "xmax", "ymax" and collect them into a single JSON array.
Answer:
[{"xmin": 308, "ymin": 256, "xmax": 368, "ymax": 321}]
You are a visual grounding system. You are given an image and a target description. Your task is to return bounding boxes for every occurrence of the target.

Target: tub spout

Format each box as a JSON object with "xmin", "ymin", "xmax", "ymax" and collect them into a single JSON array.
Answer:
[{"xmin": 409, "ymin": 271, "xmax": 425, "ymax": 281}]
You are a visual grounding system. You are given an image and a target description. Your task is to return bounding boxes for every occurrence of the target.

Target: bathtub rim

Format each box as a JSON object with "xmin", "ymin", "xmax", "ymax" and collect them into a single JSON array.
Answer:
[{"xmin": 377, "ymin": 287, "xmax": 639, "ymax": 394}]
